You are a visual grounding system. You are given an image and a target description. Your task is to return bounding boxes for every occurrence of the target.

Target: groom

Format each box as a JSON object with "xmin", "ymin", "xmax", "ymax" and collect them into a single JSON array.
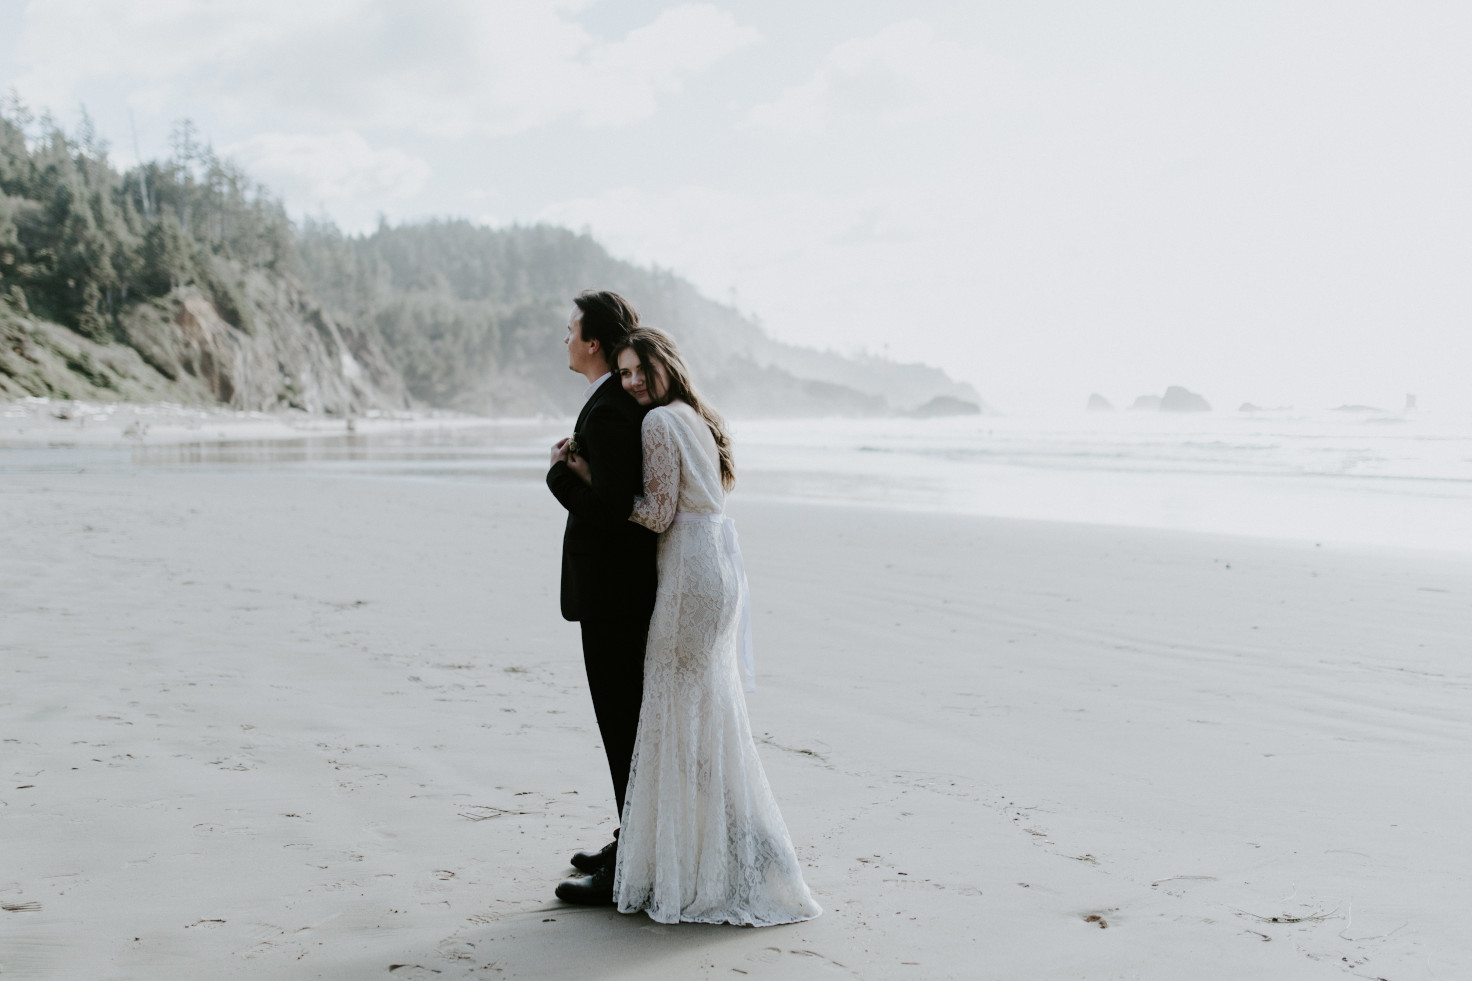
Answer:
[{"xmin": 546, "ymin": 290, "xmax": 658, "ymax": 904}]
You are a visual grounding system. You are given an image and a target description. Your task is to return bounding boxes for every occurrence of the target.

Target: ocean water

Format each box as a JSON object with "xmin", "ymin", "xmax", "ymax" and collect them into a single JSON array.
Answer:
[
  {"xmin": 732, "ymin": 409, "xmax": 1472, "ymax": 554},
  {"xmin": 6, "ymin": 407, "xmax": 1470, "ymax": 553}
]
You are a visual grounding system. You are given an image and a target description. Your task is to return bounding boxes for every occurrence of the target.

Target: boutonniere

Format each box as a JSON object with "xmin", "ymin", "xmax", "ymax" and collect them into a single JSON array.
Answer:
[{"xmin": 567, "ymin": 432, "xmax": 583, "ymax": 456}]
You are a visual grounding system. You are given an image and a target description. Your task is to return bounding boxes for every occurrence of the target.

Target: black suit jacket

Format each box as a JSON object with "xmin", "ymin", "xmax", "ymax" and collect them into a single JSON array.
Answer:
[{"xmin": 546, "ymin": 375, "xmax": 658, "ymax": 622}]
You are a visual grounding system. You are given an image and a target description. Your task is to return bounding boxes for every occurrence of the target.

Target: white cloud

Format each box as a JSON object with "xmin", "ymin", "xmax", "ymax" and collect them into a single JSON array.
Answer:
[
  {"xmin": 224, "ymin": 131, "xmax": 430, "ymax": 210},
  {"xmin": 14, "ymin": 0, "xmax": 356, "ymax": 110},
  {"xmin": 12, "ymin": 0, "xmax": 760, "ymax": 137},
  {"xmin": 579, "ymin": 4, "xmax": 761, "ymax": 123},
  {"xmin": 747, "ymin": 20, "xmax": 1010, "ymax": 133}
]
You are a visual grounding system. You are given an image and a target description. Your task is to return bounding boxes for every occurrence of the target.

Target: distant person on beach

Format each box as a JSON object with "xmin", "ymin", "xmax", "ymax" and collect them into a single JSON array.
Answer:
[
  {"xmin": 546, "ymin": 290, "xmax": 657, "ymax": 895},
  {"xmin": 557, "ymin": 326, "xmax": 820, "ymax": 926}
]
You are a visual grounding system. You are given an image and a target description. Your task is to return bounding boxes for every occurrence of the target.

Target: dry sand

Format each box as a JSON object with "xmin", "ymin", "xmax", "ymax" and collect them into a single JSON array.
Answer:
[{"xmin": 3, "ymin": 464, "xmax": 1470, "ymax": 979}]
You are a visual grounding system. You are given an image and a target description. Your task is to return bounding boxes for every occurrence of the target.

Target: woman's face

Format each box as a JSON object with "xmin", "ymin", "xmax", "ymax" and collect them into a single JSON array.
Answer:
[{"xmin": 617, "ymin": 347, "xmax": 669, "ymax": 406}]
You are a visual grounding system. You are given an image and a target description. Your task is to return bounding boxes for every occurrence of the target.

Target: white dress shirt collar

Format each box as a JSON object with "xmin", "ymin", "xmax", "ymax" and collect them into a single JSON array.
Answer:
[{"xmin": 582, "ymin": 371, "xmax": 612, "ymax": 406}]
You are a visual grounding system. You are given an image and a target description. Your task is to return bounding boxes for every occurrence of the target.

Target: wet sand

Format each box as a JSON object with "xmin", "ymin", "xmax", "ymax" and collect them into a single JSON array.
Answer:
[{"xmin": 3, "ymin": 467, "xmax": 1470, "ymax": 979}]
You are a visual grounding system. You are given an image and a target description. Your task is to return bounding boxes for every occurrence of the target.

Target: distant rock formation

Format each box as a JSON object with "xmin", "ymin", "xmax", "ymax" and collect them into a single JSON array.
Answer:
[
  {"xmin": 1127, "ymin": 387, "xmax": 1210, "ymax": 412},
  {"xmin": 710, "ymin": 358, "xmax": 888, "ymax": 418},
  {"xmin": 1330, "ymin": 404, "xmax": 1385, "ymax": 413},
  {"xmin": 1086, "ymin": 393, "xmax": 1114, "ymax": 411},
  {"xmin": 908, "ymin": 395, "xmax": 983, "ymax": 418},
  {"xmin": 723, "ymin": 341, "xmax": 988, "ymax": 418},
  {"xmin": 1160, "ymin": 386, "xmax": 1211, "ymax": 412}
]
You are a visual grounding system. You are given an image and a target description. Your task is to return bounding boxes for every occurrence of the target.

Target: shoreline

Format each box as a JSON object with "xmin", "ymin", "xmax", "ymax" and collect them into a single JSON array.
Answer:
[
  {"xmin": 0, "ymin": 395, "xmax": 541, "ymax": 449},
  {"xmin": 4, "ymin": 468, "xmax": 1469, "ymax": 978},
  {"xmin": 6, "ymin": 395, "xmax": 1472, "ymax": 558}
]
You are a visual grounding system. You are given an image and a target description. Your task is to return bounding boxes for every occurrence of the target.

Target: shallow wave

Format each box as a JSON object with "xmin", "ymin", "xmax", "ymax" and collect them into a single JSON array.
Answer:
[
  {"xmin": 732, "ymin": 412, "xmax": 1472, "ymax": 552},
  {"xmin": 5, "ymin": 411, "xmax": 1469, "ymax": 551}
]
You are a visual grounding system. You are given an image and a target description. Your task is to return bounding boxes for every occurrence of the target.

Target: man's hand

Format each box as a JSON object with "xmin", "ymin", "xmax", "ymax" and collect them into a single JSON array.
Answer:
[
  {"xmin": 565, "ymin": 452, "xmax": 592, "ymax": 485},
  {"xmin": 546, "ymin": 405, "xmax": 638, "ymax": 525}
]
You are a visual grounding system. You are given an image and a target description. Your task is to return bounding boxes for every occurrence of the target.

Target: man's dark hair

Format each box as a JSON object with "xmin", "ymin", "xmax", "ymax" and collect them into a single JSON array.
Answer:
[{"xmin": 573, "ymin": 290, "xmax": 640, "ymax": 369}]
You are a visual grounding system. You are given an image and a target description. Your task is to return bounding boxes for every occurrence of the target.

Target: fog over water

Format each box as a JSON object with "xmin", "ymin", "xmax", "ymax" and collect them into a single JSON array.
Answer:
[{"xmin": 734, "ymin": 410, "xmax": 1472, "ymax": 553}]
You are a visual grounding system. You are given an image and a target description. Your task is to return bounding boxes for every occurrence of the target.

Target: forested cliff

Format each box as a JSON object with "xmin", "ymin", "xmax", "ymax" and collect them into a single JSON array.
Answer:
[{"xmin": 0, "ymin": 111, "xmax": 982, "ymax": 418}]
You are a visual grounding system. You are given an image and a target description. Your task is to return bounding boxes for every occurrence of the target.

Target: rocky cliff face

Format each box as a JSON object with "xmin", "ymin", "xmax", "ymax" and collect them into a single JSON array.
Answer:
[
  {"xmin": 1, "ymin": 270, "xmax": 408, "ymax": 413},
  {"xmin": 4, "ymin": 219, "xmax": 983, "ymax": 419}
]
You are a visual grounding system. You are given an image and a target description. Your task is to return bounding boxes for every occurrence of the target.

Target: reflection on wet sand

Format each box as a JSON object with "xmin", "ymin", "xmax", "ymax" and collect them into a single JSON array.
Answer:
[{"xmin": 0, "ymin": 423, "xmax": 568, "ymax": 480}]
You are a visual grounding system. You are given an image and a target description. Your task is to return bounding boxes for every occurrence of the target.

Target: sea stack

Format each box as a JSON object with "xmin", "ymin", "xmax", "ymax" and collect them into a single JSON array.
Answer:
[{"xmin": 1159, "ymin": 386, "xmax": 1211, "ymax": 412}]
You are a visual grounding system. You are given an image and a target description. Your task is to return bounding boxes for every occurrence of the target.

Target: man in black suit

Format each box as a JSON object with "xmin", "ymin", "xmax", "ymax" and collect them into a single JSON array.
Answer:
[{"xmin": 545, "ymin": 290, "xmax": 658, "ymax": 904}]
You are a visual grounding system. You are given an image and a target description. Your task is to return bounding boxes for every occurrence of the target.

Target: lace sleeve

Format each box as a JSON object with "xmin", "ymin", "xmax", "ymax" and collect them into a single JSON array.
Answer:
[{"xmin": 631, "ymin": 409, "xmax": 679, "ymax": 533}]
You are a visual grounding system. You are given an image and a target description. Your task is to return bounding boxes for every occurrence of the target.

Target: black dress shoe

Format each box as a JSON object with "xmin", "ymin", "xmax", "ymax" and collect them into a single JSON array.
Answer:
[
  {"xmin": 555, "ymin": 865, "xmax": 614, "ymax": 906},
  {"xmin": 570, "ymin": 838, "xmax": 617, "ymax": 873}
]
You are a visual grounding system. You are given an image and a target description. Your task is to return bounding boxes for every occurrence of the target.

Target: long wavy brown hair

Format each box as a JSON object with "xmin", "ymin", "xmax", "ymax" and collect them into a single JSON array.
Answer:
[{"xmin": 613, "ymin": 327, "xmax": 735, "ymax": 491}]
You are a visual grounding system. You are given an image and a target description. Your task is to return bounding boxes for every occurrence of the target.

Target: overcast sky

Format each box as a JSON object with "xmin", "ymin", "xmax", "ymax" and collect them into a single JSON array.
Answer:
[{"xmin": 3, "ymin": 1, "xmax": 1469, "ymax": 413}]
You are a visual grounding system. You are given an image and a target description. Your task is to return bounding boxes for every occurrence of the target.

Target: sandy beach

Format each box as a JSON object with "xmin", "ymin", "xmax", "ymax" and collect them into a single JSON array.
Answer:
[{"xmin": 4, "ymin": 458, "xmax": 1471, "ymax": 979}]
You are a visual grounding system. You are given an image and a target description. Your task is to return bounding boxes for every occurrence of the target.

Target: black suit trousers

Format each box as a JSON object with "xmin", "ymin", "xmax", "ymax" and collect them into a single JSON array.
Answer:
[{"xmin": 579, "ymin": 596, "xmax": 654, "ymax": 821}]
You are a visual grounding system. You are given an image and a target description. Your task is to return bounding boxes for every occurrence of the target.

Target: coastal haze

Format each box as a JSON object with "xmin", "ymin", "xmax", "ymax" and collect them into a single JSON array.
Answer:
[
  {"xmin": 3, "ymin": 0, "xmax": 1471, "ymax": 414},
  {"xmin": 4, "ymin": 4, "xmax": 1472, "ymax": 981}
]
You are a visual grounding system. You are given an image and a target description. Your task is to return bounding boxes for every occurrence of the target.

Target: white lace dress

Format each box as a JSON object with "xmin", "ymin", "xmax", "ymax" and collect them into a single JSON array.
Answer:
[{"xmin": 612, "ymin": 405, "xmax": 821, "ymax": 927}]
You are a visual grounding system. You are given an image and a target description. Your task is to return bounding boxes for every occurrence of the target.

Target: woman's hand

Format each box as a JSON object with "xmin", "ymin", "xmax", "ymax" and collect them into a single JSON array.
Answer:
[{"xmin": 565, "ymin": 451, "xmax": 592, "ymax": 485}]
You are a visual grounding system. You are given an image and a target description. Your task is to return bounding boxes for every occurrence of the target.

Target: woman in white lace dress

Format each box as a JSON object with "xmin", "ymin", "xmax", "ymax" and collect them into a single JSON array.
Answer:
[{"xmin": 567, "ymin": 327, "xmax": 820, "ymax": 927}]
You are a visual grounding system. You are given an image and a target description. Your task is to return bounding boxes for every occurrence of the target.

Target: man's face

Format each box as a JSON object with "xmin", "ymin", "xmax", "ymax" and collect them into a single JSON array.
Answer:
[{"xmin": 565, "ymin": 307, "xmax": 600, "ymax": 376}]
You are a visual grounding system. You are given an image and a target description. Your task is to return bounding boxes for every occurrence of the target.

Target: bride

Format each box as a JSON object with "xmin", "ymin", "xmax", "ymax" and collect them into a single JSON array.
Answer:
[{"xmin": 563, "ymin": 327, "xmax": 820, "ymax": 927}]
